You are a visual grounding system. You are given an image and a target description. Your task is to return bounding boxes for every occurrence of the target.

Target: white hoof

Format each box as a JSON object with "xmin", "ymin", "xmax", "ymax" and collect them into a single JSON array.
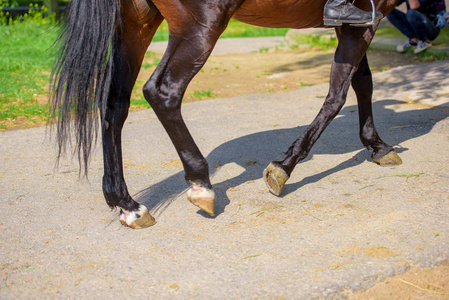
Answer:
[{"xmin": 187, "ymin": 184, "xmax": 215, "ymax": 216}]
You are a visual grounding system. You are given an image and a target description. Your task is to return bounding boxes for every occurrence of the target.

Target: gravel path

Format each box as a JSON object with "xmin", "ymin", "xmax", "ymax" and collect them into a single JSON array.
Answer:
[{"xmin": 1, "ymin": 38, "xmax": 448, "ymax": 298}]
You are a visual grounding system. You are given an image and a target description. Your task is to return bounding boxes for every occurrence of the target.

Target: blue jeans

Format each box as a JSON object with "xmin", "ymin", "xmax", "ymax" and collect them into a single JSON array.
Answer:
[
  {"xmin": 436, "ymin": 10, "xmax": 449, "ymax": 29},
  {"xmin": 387, "ymin": 8, "xmax": 440, "ymax": 41}
]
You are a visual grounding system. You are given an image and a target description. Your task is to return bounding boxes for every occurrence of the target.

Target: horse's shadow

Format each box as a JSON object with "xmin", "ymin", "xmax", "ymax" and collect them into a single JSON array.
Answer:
[{"xmin": 136, "ymin": 99, "xmax": 448, "ymax": 217}]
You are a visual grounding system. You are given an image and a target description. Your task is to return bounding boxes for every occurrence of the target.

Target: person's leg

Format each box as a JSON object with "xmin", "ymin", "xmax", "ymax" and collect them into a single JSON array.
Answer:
[
  {"xmin": 387, "ymin": 9, "xmax": 419, "ymax": 52},
  {"xmin": 406, "ymin": 9, "xmax": 440, "ymax": 42},
  {"xmin": 406, "ymin": 9, "xmax": 440, "ymax": 53},
  {"xmin": 387, "ymin": 8, "xmax": 417, "ymax": 39}
]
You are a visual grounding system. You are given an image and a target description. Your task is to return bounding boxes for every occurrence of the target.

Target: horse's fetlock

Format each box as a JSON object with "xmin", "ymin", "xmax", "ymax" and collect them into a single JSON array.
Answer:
[{"xmin": 102, "ymin": 176, "xmax": 133, "ymax": 209}]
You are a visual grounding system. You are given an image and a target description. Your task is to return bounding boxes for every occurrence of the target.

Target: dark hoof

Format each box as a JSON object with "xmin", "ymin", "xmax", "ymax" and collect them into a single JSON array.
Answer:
[
  {"xmin": 263, "ymin": 162, "xmax": 289, "ymax": 196},
  {"xmin": 373, "ymin": 151, "xmax": 402, "ymax": 166}
]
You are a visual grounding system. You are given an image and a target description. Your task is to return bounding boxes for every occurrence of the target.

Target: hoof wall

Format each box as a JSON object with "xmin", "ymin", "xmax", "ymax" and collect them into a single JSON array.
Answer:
[
  {"xmin": 120, "ymin": 205, "xmax": 156, "ymax": 229},
  {"xmin": 263, "ymin": 162, "xmax": 289, "ymax": 196},
  {"xmin": 187, "ymin": 186, "xmax": 215, "ymax": 216},
  {"xmin": 373, "ymin": 151, "xmax": 402, "ymax": 166}
]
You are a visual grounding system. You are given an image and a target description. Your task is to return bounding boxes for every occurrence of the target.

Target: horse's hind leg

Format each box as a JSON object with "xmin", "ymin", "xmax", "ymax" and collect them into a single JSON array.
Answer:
[
  {"xmin": 143, "ymin": 42, "xmax": 217, "ymax": 216},
  {"xmin": 143, "ymin": 2, "xmax": 243, "ymax": 216},
  {"xmin": 352, "ymin": 54, "xmax": 402, "ymax": 165},
  {"xmin": 102, "ymin": 3, "xmax": 163, "ymax": 228}
]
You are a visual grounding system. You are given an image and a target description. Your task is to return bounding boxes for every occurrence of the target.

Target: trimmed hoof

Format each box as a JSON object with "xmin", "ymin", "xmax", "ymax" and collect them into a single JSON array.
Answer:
[
  {"xmin": 263, "ymin": 162, "xmax": 289, "ymax": 196},
  {"xmin": 119, "ymin": 205, "xmax": 156, "ymax": 229},
  {"xmin": 187, "ymin": 185, "xmax": 215, "ymax": 216},
  {"xmin": 372, "ymin": 150, "xmax": 402, "ymax": 166}
]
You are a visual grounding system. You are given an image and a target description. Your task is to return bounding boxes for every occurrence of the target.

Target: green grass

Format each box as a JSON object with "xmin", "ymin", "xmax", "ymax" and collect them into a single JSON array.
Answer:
[
  {"xmin": 0, "ymin": 4, "xmax": 57, "ymax": 127},
  {"xmin": 222, "ymin": 19, "xmax": 289, "ymax": 38},
  {"xmin": 130, "ymin": 94, "xmax": 151, "ymax": 109},
  {"xmin": 191, "ymin": 89, "xmax": 213, "ymax": 100},
  {"xmin": 1, "ymin": 0, "xmax": 69, "ymax": 6},
  {"xmin": 290, "ymin": 34, "xmax": 338, "ymax": 51}
]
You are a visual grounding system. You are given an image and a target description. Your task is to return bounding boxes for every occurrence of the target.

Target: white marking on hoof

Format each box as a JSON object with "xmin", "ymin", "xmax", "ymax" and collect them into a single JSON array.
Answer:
[
  {"xmin": 119, "ymin": 205, "xmax": 156, "ymax": 229},
  {"xmin": 187, "ymin": 184, "xmax": 215, "ymax": 216}
]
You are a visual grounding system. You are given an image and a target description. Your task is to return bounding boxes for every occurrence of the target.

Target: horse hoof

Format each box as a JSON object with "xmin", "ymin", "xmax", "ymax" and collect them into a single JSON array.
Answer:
[
  {"xmin": 373, "ymin": 150, "xmax": 402, "ymax": 166},
  {"xmin": 263, "ymin": 162, "xmax": 289, "ymax": 196},
  {"xmin": 119, "ymin": 205, "xmax": 156, "ymax": 229},
  {"xmin": 187, "ymin": 185, "xmax": 215, "ymax": 217}
]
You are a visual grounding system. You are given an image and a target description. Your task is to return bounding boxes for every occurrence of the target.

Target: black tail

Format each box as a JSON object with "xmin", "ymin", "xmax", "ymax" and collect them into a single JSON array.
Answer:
[{"xmin": 50, "ymin": 0, "xmax": 121, "ymax": 174}]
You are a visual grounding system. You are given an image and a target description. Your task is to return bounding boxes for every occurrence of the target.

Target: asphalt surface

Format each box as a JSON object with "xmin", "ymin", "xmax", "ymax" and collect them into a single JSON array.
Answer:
[{"xmin": 1, "ymin": 36, "xmax": 448, "ymax": 298}]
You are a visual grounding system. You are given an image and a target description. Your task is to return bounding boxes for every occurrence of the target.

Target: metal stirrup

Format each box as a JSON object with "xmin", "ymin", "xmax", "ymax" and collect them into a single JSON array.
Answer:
[
  {"xmin": 368, "ymin": 0, "xmax": 376, "ymax": 25},
  {"xmin": 352, "ymin": 0, "xmax": 377, "ymax": 25}
]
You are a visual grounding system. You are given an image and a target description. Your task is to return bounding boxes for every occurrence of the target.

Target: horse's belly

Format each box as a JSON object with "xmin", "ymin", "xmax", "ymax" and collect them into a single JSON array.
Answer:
[{"xmin": 233, "ymin": 0, "xmax": 327, "ymax": 29}]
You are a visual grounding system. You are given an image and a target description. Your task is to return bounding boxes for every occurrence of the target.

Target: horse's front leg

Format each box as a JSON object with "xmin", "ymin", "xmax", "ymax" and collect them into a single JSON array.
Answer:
[
  {"xmin": 264, "ymin": 25, "xmax": 378, "ymax": 196},
  {"xmin": 352, "ymin": 54, "xmax": 402, "ymax": 166}
]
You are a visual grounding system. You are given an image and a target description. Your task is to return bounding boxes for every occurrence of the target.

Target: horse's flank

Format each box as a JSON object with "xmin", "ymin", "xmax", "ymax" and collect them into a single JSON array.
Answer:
[{"xmin": 232, "ymin": 0, "xmax": 326, "ymax": 29}]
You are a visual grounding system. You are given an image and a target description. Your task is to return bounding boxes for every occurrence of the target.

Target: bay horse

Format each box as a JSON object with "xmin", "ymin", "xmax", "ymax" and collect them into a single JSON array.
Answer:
[{"xmin": 50, "ymin": 0, "xmax": 402, "ymax": 229}]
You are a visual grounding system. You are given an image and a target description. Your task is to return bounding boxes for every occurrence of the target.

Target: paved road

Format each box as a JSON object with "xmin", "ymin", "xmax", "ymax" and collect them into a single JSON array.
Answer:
[{"xmin": 1, "ymin": 37, "xmax": 448, "ymax": 298}]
